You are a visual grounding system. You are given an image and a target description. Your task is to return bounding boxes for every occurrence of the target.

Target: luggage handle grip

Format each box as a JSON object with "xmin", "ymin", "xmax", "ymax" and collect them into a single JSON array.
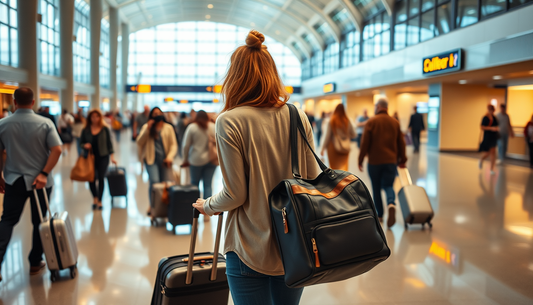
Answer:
[
  {"xmin": 186, "ymin": 208, "xmax": 224, "ymax": 285},
  {"xmin": 33, "ymin": 188, "xmax": 51, "ymax": 224},
  {"xmin": 181, "ymin": 255, "xmax": 214, "ymax": 262}
]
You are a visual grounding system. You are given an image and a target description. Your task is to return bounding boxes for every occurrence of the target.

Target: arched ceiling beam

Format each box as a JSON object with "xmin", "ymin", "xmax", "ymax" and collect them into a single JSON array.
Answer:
[
  {"xmin": 128, "ymin": 15, "xmax": 312, "ymax": 60},
  {"xmin": 118, "ymin": 0, "xmax": 326, "ymax": 51},
  {"xmin": 337, "ymin": 0, "xmax": 364, "ymax": 32},
  {"xmin": 381, "ymin": 0, "xmax": 394, "ymax": 16},
  {"xmin": 297, "ymin": 0, "xmax": 341, "ymax": 42}
]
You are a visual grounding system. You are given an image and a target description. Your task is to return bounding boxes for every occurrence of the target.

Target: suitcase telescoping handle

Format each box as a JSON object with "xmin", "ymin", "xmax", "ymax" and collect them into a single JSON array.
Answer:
[
  {"xmin": 185, "ymin": 208, "xmax": 224, "ymax": 285},
  {"xmin": 32, "ymin": 188, "xmax": 52, "ymax": 224},
  {"xmin": 397, "ymin": 167, "xmax": 413, "ymax": 187}
]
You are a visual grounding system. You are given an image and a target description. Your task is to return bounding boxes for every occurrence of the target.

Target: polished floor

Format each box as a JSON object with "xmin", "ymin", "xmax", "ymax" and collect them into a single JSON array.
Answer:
[{"xmin": 0, "ymin": 130, "xmax": 532, "ymax": 305}]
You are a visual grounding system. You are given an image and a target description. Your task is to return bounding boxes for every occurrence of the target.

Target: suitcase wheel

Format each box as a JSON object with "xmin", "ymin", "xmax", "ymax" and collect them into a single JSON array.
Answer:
[
  {"xmin": 428, "ymin": 222, "xmax": 433, "ymax": 229},
  {"xmin": 50, "ymin": 270, "xmax": 59, "ymax": 282},
  {"xmin": 70, "ymin": 266, "xmax": 77, "ymax": 279}
]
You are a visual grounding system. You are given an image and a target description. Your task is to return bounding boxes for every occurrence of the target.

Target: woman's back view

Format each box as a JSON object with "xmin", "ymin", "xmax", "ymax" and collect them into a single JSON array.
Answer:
[{"xmin": 193, "ymin": 30, "xmax": 319, "ymax": 305}]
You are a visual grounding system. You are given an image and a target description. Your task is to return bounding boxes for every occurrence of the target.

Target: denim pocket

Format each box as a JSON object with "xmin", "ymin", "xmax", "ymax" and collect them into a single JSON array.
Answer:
[{"xmin": 239, "ymin": 260, "xmax": 264, "ymax": 277}]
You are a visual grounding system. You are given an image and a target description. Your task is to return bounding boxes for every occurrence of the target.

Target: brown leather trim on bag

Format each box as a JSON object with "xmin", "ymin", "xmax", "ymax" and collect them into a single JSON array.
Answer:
[{"xmin": 291, "ymin": 175, "xmax": 358, "ymax": 199}]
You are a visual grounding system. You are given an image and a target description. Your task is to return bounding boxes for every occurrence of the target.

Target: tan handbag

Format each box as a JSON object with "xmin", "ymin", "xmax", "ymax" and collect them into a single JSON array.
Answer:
[
  {"xmin": 70, "ymin": 150, "xmax": 95, "ymax": 182},
  {"xmin": 208, "ymin": 135, "xmax": 219, "ymax": 166}
]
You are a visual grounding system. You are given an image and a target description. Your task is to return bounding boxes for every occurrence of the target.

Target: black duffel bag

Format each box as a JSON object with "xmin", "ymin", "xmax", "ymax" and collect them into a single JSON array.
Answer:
[{"xmin": 269, "ymin": 104, "xmax": 390, "ymax": 288}]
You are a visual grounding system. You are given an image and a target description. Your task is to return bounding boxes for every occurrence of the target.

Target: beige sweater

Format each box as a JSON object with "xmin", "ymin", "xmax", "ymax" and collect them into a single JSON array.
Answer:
[
  {"xmin": 204, "ymin": 105, "xmax": 320, "ymax": 276},
  {"xmin": 136, "ymin": 123, "xmax": 178, "ymax": 165}
]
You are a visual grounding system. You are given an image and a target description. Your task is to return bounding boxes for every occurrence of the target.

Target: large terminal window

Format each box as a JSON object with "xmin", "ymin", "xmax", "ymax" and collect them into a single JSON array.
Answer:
[
  {"xmin": 340, "ymin": 30, "xmax": 360, "ymax": 68},
  {"xmin": 128, "ymin": 22, "xmax": 301, "ymax": 105},
  {"xmin": 38, "ymin": 0, "xmax": 59, "ymax": 76},
  {"xmin": 323, "ymin": 43, "xmax": 339, "ymax": 74},
  {"xmin": 74, "ymin": 0, "xmax": 90, "ymax": 83},
  {"xmin": 100, "ymin": 19, "xmax": 110, "ymax": 88},
  {"xmin": 0, "ymin": 0, "xmax": 17, "ymax": 67},
  {"xmin": 362, "ymin": 11, "xmax": 390, "ymax": 60}
]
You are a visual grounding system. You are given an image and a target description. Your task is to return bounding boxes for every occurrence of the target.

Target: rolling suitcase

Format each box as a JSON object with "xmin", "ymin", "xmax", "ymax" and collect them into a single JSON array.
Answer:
[
  {"xmin": 151, "ymin": 209, "xmax": 229, "ymax": 305},
  {"xmin": 167, "ymin": 185, "xmax": 199, "ymax": 233},
  {"xmin": 106, "ymin": 165, "xmax": 128, "ymax": 207},
  {"xmin": 397, "ymin": 168, "xmax": 434, "ymax": 229},
  {"xmin": 33, "ymin": 189, "xmax": 78, "ymax": 282},
  {"xmin": 150, "ymin": 181, "xmax": 175, "ymax": 226}
]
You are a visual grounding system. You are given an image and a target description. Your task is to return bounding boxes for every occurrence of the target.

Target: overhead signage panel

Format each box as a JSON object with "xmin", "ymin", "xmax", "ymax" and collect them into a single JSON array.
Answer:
[
  {"xmin": 323, "ymin": 83, "xmax": 336, "ymax": 94},
  {"xmin": 423, "ymin": 49, "xmax": 463, "ymax": 76},
  {"xmin": 126, "ymin": 85, "xmax": 301, "ymax": 94}
]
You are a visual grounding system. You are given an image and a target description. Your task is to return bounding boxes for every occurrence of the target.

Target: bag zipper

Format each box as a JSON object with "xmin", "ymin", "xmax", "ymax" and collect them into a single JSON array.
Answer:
[
  {"xmin": 282, "ymin": 207, "xmax": 288, "ymax": 234},
  {"xmin": 311, "ymin": 238, "xmax": 320, "ymax": 268}
]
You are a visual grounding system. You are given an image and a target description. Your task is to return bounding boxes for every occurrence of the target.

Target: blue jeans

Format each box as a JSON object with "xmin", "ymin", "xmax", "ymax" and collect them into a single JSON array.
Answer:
[
  {"xmin": 189, "ymin": 162, "xmax": 217, "ymax": 198},
  {"xmin": 76, "ymin": 137, "xmax": 82, "ymax": 156},
  {"xmin": 497, "ymin": 134, "xmax": 509, "ymax": 161},
  {"xmin": 367, "ymin": 164, "xmax": 397, "ymax": 217},
  {"xmin": 226, "ymin": 252, "xmax": 303, "ymax": 305},
  {"xmin": 145, "ymin": 161, "xmax": 172, "ymax": 204}
]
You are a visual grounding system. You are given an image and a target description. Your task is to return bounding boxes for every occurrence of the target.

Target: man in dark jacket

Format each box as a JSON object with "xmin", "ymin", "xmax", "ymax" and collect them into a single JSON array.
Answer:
[
  {"xmin": 408, "ymin": 106, "xmax": 425, "ymax": 153},
  {"xmin": 358, "ymin": 99, "xmax": 407, "ymax": 228},
  {"xmin": 38, "ymin": 106, "xmax": 57, "ymax": 127}
]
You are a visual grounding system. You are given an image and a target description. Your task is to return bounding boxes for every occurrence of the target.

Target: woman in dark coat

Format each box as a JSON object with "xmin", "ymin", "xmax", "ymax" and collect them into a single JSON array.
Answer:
[{"xmin": 479, "ymin": 104, "xmax": 499, "ymax": 174}]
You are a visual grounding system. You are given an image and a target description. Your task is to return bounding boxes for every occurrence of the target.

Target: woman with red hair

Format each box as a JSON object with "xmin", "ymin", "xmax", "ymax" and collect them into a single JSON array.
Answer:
[{"xmin": 320, "ymin": 104, "xmax": 357, "ymax": 170}]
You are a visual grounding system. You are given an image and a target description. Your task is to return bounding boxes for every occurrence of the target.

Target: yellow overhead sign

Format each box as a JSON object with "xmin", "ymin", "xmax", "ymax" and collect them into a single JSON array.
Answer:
[
  {"xmin": 323, "ymin": 83, "xmax": 336, "ymax": 94},
  {"xmin": 423, "ymin": 49, "xmax": 462, "ymax": 75}
]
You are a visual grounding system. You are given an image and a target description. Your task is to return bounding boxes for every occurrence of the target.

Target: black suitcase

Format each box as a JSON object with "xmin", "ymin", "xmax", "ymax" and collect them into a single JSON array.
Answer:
[
  {"xmin": 167, "ymin": 185, "xmax": 199, "ymax": 233},
  {"xmin": 106, "ymin": 165, "xmax": 128, "ymax": 207},
  {"xmin": 151, "ymin": 209, "xmax": 229, "ymax": 305}
]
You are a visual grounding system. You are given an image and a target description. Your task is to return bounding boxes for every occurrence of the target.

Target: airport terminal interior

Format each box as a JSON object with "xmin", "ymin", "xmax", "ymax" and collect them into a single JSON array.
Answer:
[{"xmin": 1, "ymin": 0, "xmax": 533, "ymax": 304}]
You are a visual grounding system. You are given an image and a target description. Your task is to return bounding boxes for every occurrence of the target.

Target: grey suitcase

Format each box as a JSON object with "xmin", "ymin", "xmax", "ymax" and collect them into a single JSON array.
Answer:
[
  {"xmin": 150, "ymin": 182, "xmax": 175, "ymax": 225},
  {"xmin": 397, "ymin": 168, "xmax": 434, "ymax": 229},
  {"xmin": 33, "ymin": 189, "xmax": 78, "ymax": 282},
  {"xmin": 151, "ymin": 209, "xmax": 229, "ymax": 305}
]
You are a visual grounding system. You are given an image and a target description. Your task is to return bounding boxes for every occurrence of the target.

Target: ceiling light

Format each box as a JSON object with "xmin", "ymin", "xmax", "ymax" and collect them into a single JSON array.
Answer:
[
  {"xmin": 493, "ymin": 75, "xmax": 503, "ymax": 80},
  {"xmin": 529, "ymin": 70, "xmax": 533, "ymax": 74},
  {"xmin": 467, "ymin": 9, "xmax": 476, "ymax": 15},
  {"xmin": 458, "ymin": 80, "xmax": 467, "ymax": 84},
  {"xmin": 250, "ymin": 22, "xmax": 255, "ymax": 27},
  {"xmin": 205, "ymin": 14, "xmax": 211, "ymax": 19},
  {"xmin": 207, "ymin": 4, "xmax": 213, "ymax": 9}
]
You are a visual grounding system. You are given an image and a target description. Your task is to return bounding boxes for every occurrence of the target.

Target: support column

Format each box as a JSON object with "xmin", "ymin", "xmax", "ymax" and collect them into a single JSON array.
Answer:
[
  {"xmin": 90, "ymin": 0, "xmax": 102, "ymax": 109},
  {"xmin": 341, "ymin": 94, "xmax": 348, "ymax": 107},
  {"xmin": 120, "ymin": 22, "xmax": 129, "ymax": 114},
  {"xmin": 109, "ymin": 6, "xmax": 119, "ymax": 111},
  {"xmin": 59, "ymin": 0, "xmax": 75, "ymax": 113},
  {"xmin": 17, "ymin": 0, "xmax": 40, "ymax": 109}
]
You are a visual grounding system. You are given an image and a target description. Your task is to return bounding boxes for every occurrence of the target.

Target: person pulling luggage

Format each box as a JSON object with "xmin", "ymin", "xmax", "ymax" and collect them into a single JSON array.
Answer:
[
  {"xmin": 0, "ymin": 88, "xmax": 63, "ymax": 282},
  {"xmin": 358, "ymin": 98, "xmax": 407, "ymax": 228},
  {"xmin": 79, "ymin": 109, "xmax": 117, "ymax": 210},
  {"xmin": 136, "ymin": 107, "xmax": 178, "ymax": 216}
]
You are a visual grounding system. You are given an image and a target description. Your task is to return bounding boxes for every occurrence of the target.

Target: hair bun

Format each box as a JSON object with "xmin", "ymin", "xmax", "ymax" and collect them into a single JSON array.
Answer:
[{"xmin": 246, "ymin": 30, "xmax": 265, "ymax": 50}]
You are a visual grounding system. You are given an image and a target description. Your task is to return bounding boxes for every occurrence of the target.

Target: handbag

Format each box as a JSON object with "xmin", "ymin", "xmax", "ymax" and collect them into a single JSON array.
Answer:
[
  {"xmin": 70, "ymin": 150, "xmax": 95, "ymax": 182},
  {"xmin": 269, "ymin": 104, "xmax": 390, "ymax": 288}
]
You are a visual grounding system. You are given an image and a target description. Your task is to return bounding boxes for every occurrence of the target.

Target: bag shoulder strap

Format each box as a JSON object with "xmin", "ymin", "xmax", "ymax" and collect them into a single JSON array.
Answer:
[{"xmin": 287, "ymin": 104, "xmax": 329, "ymax": 179}]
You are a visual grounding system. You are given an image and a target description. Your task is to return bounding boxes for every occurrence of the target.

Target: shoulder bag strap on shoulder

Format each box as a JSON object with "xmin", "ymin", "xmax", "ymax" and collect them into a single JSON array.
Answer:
[{"xmin": 287, "ymin": 104, "xmax": 329, "ymax": 179}]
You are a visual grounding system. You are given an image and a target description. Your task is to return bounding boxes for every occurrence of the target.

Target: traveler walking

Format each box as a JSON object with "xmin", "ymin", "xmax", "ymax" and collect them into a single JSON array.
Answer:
[
  {"xmin": 358, "ymin": 99, "xmax": 407, "ymax": 228},
  {"xmin": 525, "ymin": 114, "xmax": 533, "ymax": 168},
  {"xmin": 0, "ymin": 88, "xmax": 63, "ymax": 282},
  {"xmin": 479, "ymin": 104, "xmax": 499, "ymax": 174},
  {"xmin": 58, "ymin": 109, "xmax": 74, "ymax": 154},
  {"xmin": 320, "ymin": 104, "xmax": 357, "ymax": 171},
  {"xmin": 111, "ymin": 111, "xmax": 123, "ymax": 143},
  {"xmin": 79, "ymin": 109, "xmax": 117, "ymax": 210},
  {"xmin": 181, "ymin": 110, "xmax": 217, "ymax": 199},
  {"xmin": 408, "ymin": 106, "xmax": 425, "ymax": 153},
  {"xmin": 72, "ymin": 110, "xmax": 86, "ymax": 156},
  {"xmin": 496, "ymin": 104, "xmax": 514, "ymax": 163},
  {"xmin": 356, "ymin": 109, "xmax": 369, "ymax": 148},
  {"xmin": 136, "ymin": 107, "xmax": 178, "ymax": 215},
  {"xmin": 176, "ymin": 112, "xmax": 189, "ymax": 157},
  {"xmin": 133, "ymin": 105, "xmax": 150, "ymax": 140},
  {"xmin": 37, "ymin": 106, "xmax": 56, "ymax": 127},
  {"xmin": 315, "ymin": 112, "xmax": 325, "ymax": 144},
  {"xmin": 192, "ymin": 30, "xmax": 319, "ymax": 305}
]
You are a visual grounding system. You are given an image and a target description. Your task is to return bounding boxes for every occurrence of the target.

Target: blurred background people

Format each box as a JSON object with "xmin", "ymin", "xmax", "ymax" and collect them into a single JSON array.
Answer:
[
  {"xmin": 356, "ymin": 109, "xmax": 369, "ymax": 148},
  {"xmin": 525, "ymin": 114, "xmax": 533, "ymax": 168},
  {"xmin": 181, "ymin": 110, "xmax": 217, "ymax": 199},
  {"xmin": 111, "ymin": 111, "xmax": 123, "ymax": 143},
  {"xmin": 479, "ymin": 104, "xmax": 499, "ymax": 174},
  {"xmin": 408, "ymin": 106, "xmax": 425, "ymax": 153},
  {"xmin": 133, "ymin": 105, "xmax": 150, "ymax": 140},
  {"xmin": 176, "ymin": 112, "xmax": 189, "ymax": 157},
  {"xmin": 79, "ymin": 109, "xmax": 116, "ymax": 210},
  {"xmin": 496, "ymin": 103, "xmax": 514, "ymax": 164},
  {"xmin": 315, "ymin": 112, "xmax": 325, "ymax": 145},
  {"xmin": 72, "ymin": 109, "xmax": 86, "ymax": 156},
  {"xmin": 320, "ymin": 104, "xmax": 356, "ymax": 171},
  {"xmin": 136, "ymin": 107, "xmax": 178, "ymax": 215},
  {"xmin": 37, "ymin": 106, "xmax": 56, "ymax": 127},
  {"xmin": 58, "ymin": 109, "xmax": 74, "ymax": 155}
]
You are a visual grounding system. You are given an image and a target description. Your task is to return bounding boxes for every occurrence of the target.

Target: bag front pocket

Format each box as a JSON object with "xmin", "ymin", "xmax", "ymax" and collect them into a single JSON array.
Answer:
[{"xmin": 312, "ymin": 216, "xmax": 384, "ymax": 267}]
